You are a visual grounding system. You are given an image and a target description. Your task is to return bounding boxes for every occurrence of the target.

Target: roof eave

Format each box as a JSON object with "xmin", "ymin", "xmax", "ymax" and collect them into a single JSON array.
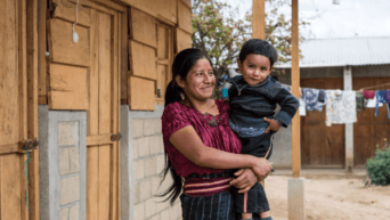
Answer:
[{"xmin": 275, "ymin": 63, "xmax": 390, "ymax": 69}]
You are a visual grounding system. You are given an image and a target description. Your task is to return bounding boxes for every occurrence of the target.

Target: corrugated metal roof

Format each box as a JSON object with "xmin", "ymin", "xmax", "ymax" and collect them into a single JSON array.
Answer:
[{"xmin": 276, "ymin": 36, "xmax": 390, "ymax": 68}]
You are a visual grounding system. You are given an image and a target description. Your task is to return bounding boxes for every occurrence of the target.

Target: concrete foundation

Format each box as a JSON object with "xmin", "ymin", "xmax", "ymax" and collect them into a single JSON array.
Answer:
[
  {"xmin": 120, "ymin": 105, "xmax": 182, "ymax": 220},
  {"xmin": 288, "ymin": 177, "xmax": 305, "ymax": 220},
  {"xmin": 39, "ymin": 106, "xmax": 86, "ymax": 220}
]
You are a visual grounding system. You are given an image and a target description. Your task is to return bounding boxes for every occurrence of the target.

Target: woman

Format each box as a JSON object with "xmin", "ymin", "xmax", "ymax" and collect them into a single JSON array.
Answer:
[{"xmin": 161, "ymin": 48, "xmax": 272, "ymax": 220}]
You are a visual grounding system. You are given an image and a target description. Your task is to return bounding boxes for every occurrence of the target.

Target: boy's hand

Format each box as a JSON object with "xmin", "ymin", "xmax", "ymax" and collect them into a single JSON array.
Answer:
[{"xmin": 264, "ymin": 117, "xmax": 280, "ymax": 133}]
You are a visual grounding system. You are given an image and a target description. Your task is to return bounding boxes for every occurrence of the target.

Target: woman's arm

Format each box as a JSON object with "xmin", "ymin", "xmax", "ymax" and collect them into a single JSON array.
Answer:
[{"xmin": 169, "ymin": 125, "xmax": 272, "ymax": 178}]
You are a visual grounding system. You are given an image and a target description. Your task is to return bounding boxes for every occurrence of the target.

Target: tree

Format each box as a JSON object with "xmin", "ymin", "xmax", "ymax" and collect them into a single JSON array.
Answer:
[{"xmin": 191, "ymin": 0, "xmax": 309, "ymax": 78}]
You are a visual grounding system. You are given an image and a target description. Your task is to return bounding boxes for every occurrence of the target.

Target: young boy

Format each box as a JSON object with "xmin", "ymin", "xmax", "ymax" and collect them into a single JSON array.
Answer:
[{"xmin": 228, "ymin": 39, "xmax": 299, "ymax": 220}]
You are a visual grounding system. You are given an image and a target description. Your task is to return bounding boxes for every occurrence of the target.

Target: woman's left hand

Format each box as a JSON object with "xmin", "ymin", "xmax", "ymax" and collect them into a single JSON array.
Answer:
[{"xmin": 229, "ymin": 168, "xmax": 258, "ymax": 193}]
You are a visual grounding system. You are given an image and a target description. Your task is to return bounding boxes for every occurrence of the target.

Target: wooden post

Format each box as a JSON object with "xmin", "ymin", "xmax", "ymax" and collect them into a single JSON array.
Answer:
[
  {"xmin": 291, "ymin": 0, "xmax": 301, "ymax": 178},
  {"xmin": 289, "ymin": 5, "xmax": 305, "ymax": 220},
  {"xmin": 252, "ymin": 0, "xmax": 266, "ymax": 39}
]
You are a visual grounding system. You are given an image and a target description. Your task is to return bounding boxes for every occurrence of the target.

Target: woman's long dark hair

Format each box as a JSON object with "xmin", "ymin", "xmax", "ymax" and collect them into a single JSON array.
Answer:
[{"xmin": 160, "ymin": 48, "xmax": 212, "ymax": 205}]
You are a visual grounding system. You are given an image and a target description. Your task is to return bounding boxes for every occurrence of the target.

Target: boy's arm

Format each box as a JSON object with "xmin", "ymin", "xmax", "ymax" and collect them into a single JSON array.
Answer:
[{"xmin": 273, "ymin": 84, "xmax": 300, "ymax": 128}]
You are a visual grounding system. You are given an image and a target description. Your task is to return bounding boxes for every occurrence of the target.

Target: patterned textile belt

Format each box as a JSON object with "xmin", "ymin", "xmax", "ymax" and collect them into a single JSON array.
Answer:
[{"xmin": 183, "ymin": 177, "xmax": 233, "ymax": 197}]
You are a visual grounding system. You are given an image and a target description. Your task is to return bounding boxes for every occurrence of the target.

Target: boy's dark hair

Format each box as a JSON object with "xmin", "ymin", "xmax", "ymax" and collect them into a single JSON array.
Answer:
[{"xmin": 238, "ymin": 39, "xmax": 278, "ymax": 67}]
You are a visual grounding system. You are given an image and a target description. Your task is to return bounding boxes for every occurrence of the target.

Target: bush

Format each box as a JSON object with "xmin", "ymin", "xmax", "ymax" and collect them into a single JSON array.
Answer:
[{"xmin": 367, "ymin": 146, "xmax": 390, "ymax": 185}]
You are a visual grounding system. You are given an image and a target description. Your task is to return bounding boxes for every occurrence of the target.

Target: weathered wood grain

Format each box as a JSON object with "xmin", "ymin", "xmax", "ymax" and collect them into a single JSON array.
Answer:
[
  {"xmin": 49, "ymin": 18, "xmax": 90, "ymax": 66},
  {"xmin": 156, "ymin": 0, "xmax": 178, "ymax": 24},
  {"xmin": 48, "ymin": 64, "xmax": 89, "ymax": 110},
  {"xmin": 129, "ymin": 40, "xmax": 157, "ymax": 80},
  {"xmin": 51, "ymin": 0, "xmax": 91, "ymax": 26},
  {"xmin": 117, "ymin": 0, "xmax": 157, "ymax": 17},
  {"xmin": 130, "ymin": 7, "xmax": 157, "ymax": 48},
  {"xmin": 178, "ymin": 0, "xmax": 192, "ymax": 34},
  {"xmin": 129, "ymin": 76, "xmax": 156, "ymax": 110},
  {"xmin": 175, "ymin": 28, "xmax": 192, "ymax": 53}
]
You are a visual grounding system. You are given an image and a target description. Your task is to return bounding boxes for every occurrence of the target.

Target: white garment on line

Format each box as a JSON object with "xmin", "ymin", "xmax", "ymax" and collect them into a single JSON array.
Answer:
[
  {"xmin": 365, "ymin": 96, "xmax": 383, "ymax": 108},
  {"xmin": 299, "ymin": 98, "xmax": 306, "ymax": 116},
  {"xmin": 325, "ymin": 90, "xmax": 357, "ymax": 126}
]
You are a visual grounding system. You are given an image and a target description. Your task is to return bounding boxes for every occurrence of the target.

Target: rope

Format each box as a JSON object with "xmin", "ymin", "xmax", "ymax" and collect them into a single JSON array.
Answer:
[
  {"xmin": 359, "ymin": 82, "xmax": 390, "ymax": 91},
  {"xmin": 72, "ymin": 0, "xmax": 79, "ymax": 43},
  {"xmin": 72, "ymin": 0, "xmax": 79, "ymax": 33}
]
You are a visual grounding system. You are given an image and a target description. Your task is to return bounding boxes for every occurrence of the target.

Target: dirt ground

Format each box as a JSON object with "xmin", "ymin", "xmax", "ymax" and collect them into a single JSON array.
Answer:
[{"xmin": 265, "ymin": 174, "xmax": 390, "ymax": 220}]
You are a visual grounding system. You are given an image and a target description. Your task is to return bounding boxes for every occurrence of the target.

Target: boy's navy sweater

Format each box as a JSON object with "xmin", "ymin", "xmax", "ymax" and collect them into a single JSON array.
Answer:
[{"xmin": 228, "ymin": 75, "xmax": 299, "ymax": 155}]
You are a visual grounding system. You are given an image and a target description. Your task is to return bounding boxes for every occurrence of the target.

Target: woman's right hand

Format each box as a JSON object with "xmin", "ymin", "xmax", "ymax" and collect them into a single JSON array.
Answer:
[{"xmin": 252, "ymin": 157, "xmax": 272, "ymax": 181}]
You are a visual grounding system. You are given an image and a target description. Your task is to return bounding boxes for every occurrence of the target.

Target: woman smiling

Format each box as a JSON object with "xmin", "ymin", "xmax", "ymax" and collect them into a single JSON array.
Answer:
[{"xmin": 160, "ymin": 48, "xmax": 272, "ymax": 220}]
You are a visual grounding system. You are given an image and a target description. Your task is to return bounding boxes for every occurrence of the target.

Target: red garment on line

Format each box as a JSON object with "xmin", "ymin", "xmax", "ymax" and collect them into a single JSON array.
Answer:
[
  {"xmin": 362, "ymin": 90, "xmax": 376, "ymax": 99},
  {"xmin": 161, "ymin": 100, "xmax": 242, "ymax": 177}
]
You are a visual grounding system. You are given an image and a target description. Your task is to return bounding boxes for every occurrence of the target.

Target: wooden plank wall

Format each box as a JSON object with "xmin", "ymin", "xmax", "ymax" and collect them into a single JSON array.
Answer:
[
  {"xmin": 301, "ymin": 77, "xmax": 390, "ymax": 168},
  {"xmin": 124, "ymin": 0, "xmax": 191, "ymax": 109},
  {"xmin": 300, "ymin": 78, "xmax": 345, "ymax": 168},
  {"xmin": 43, "ymin": 0, "xmax": 192, "ymax": 110},
  {"xmin": 176, "ymin": 1, "xmax": 192, "ymax": 53},
  {"xmin": 353, "ymin": 77, "xmax": 390, "ymax": 166},
  {"xmin": 1, "ymin": 0, "xmax": 40, "ymax": 219},
  {"xmin": 0, "ymin": 1, "xmax": 24, "ymax": 220}
]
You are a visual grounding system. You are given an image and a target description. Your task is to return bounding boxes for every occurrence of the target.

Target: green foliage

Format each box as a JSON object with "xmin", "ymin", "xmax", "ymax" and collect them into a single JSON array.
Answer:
[
  {"xmin": 191, "ymin": 0, "xmax": 310, "ymax": 78},
  {"xmin": 367, "ymin": 145, "xmax": 390, "ymax": 186}
]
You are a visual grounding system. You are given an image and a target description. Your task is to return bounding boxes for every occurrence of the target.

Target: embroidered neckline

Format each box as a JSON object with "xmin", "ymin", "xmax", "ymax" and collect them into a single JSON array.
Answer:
[{"xmin": 178, "ymin": 100, "xmax": 225, "ymax": 127}]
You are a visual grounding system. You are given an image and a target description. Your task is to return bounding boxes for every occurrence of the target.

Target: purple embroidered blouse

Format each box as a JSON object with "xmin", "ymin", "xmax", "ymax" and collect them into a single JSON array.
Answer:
[{"xmin": 161, "ymin": 99, "xmax": 242, "ymax": 177}]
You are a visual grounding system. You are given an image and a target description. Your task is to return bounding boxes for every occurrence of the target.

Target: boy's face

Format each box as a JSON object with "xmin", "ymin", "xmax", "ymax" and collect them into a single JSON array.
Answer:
[{"xmin": 237, "ymin": 54, "xmax": 273, "ymax": 86}]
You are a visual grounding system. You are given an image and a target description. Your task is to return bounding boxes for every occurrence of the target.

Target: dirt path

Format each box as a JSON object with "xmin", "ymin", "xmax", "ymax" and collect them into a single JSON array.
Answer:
[{"xmin": 265, "ymin": 175, "xmax": 390, "ymax": 220}]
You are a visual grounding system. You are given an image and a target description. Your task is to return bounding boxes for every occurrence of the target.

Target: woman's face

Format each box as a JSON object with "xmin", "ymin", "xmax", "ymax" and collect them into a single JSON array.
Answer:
[{"xmin": 177, "ymin": 58, "xmax": 215, "ymax": 102}]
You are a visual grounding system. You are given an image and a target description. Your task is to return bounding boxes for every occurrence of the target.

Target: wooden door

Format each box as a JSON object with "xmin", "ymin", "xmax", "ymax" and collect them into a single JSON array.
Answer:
[
  {"xmin": 353, "ymin": 77, "xmax": 390, "ymax": 167},
  {"xmin": 48, "ymin": 1, "xmax": 123, "ymax": 219},
  {"xmin": 0, "ymin": 0, "xmax": 39, "ymax": 219},
  {"xmin": 300, "ymin": 78, "xmax": 345, "ymax": 168},
  {"xmin": 86, "ymin": 6, "xmax": 121, "ymax": 220}
]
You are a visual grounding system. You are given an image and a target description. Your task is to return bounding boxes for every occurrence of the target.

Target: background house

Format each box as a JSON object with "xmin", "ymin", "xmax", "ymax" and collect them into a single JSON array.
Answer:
[
  {"xmin": 0, "ymin": 0, "xmax": 192, "ymax": 219},
  {"xmin": 270, "ymin": 36, "xmax": 390, "ymax": 170}
]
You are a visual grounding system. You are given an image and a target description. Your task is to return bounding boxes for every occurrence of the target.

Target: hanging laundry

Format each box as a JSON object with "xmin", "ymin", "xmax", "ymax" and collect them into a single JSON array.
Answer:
[
  {"xmin": 302, "ymin": 88, "xmax": 326, "ymax": 111},
  {"xmin": 325, "ymin": 90, "xmax": 357, "ymax": 127},
  {"xmin": 318, "ymin": 90, "xmax": 326, "ymax": 103},
  {"xmin": 375, "ymin": 90, "xmax": 390, "ymax": 119},
  {"xmin": 385, "ymin": 90, "xmax": 390, "ymax": 104},
  {"xmin": 299, "ymin": 98, "xmax": 306, "ymax": 116},
  {"xmin": 355, "ymin": 91, "xmax": 366, "ymax": 112},
  {"xmin": 362, "ymin": 90, "xmax": 376, "ymax": 99},
  {"xmin": 365, "ymin": 95, "xmax": 382, "ymax": 108}
]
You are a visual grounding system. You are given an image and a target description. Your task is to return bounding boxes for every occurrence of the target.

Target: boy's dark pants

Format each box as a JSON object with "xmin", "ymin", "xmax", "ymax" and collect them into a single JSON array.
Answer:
[{"xmin": 234, "ymin": 181, "xmax": 270, "ymax": 214}]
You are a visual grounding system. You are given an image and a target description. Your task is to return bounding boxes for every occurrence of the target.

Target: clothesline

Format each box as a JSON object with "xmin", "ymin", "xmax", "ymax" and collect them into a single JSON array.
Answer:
[
  {"xmin": 284, "ymin": 84, "xmax": 390, "ymax": 94},
  {"xmin": 358, "ymin": 82, "xmax": 390, "ymax": 91},
  {"xmin": 283, "ymin": 84, "xmax": 390, "ymax": 126}
]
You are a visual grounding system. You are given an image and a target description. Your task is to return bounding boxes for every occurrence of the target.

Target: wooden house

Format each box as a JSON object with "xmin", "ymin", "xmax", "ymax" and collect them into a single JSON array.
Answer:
[
  {"xmin": 271, "ymin": 37, "xmax": 390, "ymax": 170},
  {"xmin": 0, "ymin": 0, "xmax": 192, "ymax": 219}
]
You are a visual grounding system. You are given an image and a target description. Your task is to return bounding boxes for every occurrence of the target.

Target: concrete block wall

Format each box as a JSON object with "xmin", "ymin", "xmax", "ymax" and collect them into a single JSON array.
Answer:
[
  {"xmin": 38, "ymin": 106, "xmax": 86, "ymax": 220},
  {"xmin": 121, "ymin": 105, "xmax": 182, "ymax": 220}
]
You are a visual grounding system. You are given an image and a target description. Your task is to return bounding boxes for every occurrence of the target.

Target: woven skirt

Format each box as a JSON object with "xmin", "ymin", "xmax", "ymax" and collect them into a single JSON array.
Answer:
[{"xmin": 180, "ymin": 171, "xmax": 237, "ymax": 220}]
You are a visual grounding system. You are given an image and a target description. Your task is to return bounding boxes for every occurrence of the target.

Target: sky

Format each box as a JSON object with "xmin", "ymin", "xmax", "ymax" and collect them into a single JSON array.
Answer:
[{"xmin": 222, "ymin": 0, "xmax": 390, "ymax": 39}]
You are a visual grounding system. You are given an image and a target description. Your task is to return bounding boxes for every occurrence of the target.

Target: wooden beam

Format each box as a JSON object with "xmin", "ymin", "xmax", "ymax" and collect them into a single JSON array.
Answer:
[
  {"xmin": 291, "ymin": 0, "xmax": 301, "ymax": 178},
  {"xmin": 86, "ymin": 134, "xmax": 114, "ymax": 147},
  {"xmin": 38, "ymin": 0, "xmax": 47, "ymax": 104},
  {"xmin": 252, "ymin": 0, "xmax": 266, "ymax": 39},
  {"xmin": 0, "ymin": 144, "xmax": 24, "ymax": 155}
]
